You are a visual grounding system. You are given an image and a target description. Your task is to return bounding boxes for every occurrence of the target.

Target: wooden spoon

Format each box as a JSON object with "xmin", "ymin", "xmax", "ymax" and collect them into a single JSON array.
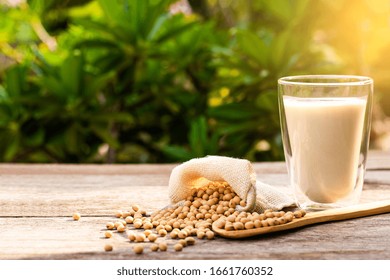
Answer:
[{"xmin": 212, "ymin": 199, "xmax": 390, "ymax": 239}]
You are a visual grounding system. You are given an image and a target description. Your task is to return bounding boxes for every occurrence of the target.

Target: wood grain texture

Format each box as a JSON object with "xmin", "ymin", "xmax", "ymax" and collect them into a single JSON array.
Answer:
[{"xmin": 1, "ymin": 151, "xmax": 390, "ymax": 260}]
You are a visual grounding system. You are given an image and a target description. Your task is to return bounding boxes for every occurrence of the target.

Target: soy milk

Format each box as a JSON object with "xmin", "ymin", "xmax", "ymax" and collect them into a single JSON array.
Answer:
[{"xmin": 283, "ymin": 96, "xmax": 367, "ymax": 203}]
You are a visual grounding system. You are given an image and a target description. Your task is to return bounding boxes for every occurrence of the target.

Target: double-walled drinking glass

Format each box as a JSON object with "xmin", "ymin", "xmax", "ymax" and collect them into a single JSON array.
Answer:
[{"xmin": 278, "ymin": 75, "xmax": 373, "ymax": 209}]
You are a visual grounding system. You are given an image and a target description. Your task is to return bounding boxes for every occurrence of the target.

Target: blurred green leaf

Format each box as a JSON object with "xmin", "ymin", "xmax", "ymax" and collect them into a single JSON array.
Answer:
[
  {"xmin": 3, "ymin": 129, "xmax": 20, "ymax": 161},
  {"xmin": 64, "ymin": 123, "xmax": 82, "ymax": 154},
  {"xmin": 72, "ymin": 18, "xmax": 130, "ymax": 41},
  {"xmin": 4, "ymin": 65, "xmax": 27, "ymax": 97},
  {"xmin": 155, "ymin": 19, "xmax": 198, "ymax": 44},
  {"xmin": 189, "ymin": 116, "xmax": 207, "ymax": 157},
  {"xmin": 208, "ymin": 103, "xmax": 259, "ymax": 121},
  {"xmin": 74, "ymin": 38, "xmax": 120, "ymax": 50},
  {"xmin": 0, "ymin": 86, "xmax": 9, "ymax": 101},
  {"xmin": 28, "ymin": 0, "xmax": 49, "ymax": 14},
  {"xmin": 270, "ymin": 31, "xmax": 290, "ymax": 69},
  {"xmin": 236, "ymin": 29, "xmax": 269, "ymax": 67},
  {"xmin": 97, "ymin": 0, "xmax": 130, "ymax": 30},
  {"xmin": 93, "ymin": 51, "xmax": 125, "ymax": 73},
  {"xmin": 217, "ymin": 120, "xmax": 260, "ymax": 134},
  {"xmin": 263, "ymin": 0, "xmax": 292, "ymax": 22},
  {"xmin": 162, "ymin": 145, "xmax": 192, "ymax": 161},
  {"xmin": 97, "ymin": 0, "xmax": 174, "ymax": 42},
  {"xmin": 41, "ymin": 75, "xmax": 65, "ymax": 97},
  {"xmin": 24, "ymin": 127, "xmax": 45, "ymax": 147},
  {"xmin": 256, "ymin": 90, "xmax": 278, "ymax": 112},
  {"xmin": 60, "ymin": 51, "xmax": 84, "ymax": 97},
  {"xmin": 90, "ymin": 125, "xmax": 120, "ymax": 148},
  {"xmin": 84, "ymin": 72, "xmax": 114, "ymax": 97},
  {"xmin": 142, "ymin": 0, "xmax": 174, "ymax": 40},
  {"xmin": 295, "ymin": 0, "xmax": 310, "ymax": 19},
  {"xmin": 90, "ymin": 112, "xmax": 134, "ymax": 124},
  {"xmin": 147, "ymin": 14, "xmax": 169, "ymax": 41}
]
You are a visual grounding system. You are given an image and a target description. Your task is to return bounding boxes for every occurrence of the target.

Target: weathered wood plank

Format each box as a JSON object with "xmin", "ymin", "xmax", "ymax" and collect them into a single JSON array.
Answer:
[
  {"xmin": 1, "ymin": 214, "xmax": 389, "ymax": 260},
  {"xmin": 1, "ymin": 170, "xmax": 388, "ymax": 217},
  {"xmin": 0, "ymin": 176, "xmax": 171, "ymax": 217},
  {"xmin": 0, "ymin": 164, "xmax": 176, "ymax": 175},
  {"xmin": 1, "ymin": 151, "xmax": 390, "ymax": 260},
  {"xmin": 366, "ymin": 150, "xmax": 390, "ymax": 170},
  {"xmin": 0, "ymin": 163, "xmax": 292, "ymax": 217}
]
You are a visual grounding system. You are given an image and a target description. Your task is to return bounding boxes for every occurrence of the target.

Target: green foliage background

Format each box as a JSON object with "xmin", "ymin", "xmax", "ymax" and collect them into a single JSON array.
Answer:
[{"xmin": 0, "ymin": 0, "xmax": 385, "ymax": 163}]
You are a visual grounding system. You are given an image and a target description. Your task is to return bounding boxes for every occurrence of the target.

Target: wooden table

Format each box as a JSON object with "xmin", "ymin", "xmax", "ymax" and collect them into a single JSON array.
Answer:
[{"xmin": 1, "ymin": 151, "xmax": 390, "ymax": 260}]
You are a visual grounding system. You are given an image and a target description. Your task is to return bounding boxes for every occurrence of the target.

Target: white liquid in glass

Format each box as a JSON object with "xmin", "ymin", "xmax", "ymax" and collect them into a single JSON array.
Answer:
[{"xmin": 283, "ymin": 96, "xmax": 367, "ymax": 203}]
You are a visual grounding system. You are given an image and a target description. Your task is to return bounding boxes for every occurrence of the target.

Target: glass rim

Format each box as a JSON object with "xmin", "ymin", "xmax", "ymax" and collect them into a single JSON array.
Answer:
[{"xmin": 278, "ymin": 75, "xmax": 373, "ymax": 86}]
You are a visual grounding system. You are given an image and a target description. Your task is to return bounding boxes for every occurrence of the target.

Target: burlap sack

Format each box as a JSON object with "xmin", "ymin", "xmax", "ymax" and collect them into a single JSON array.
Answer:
[{"xmin": 168, "ymin": 155, "xmax": 295, "ymax": 213}]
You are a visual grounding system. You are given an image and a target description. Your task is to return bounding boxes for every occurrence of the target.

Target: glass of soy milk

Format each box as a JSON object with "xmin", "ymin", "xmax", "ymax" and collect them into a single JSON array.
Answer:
[{"xmin": 278, "ymin": 75, "xmax": 373, "ymax": 209}]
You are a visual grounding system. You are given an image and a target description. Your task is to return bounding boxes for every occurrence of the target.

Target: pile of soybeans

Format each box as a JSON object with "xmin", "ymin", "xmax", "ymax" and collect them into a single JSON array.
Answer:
[{"xmin": 99, "ymin": 181, "xmax": 306, "ymax": 254}]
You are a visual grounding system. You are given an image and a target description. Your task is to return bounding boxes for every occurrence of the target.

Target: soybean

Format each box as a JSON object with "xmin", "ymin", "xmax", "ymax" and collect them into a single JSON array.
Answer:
[
  {"xmin": 148, "ymin": 234, "xmax": 157, "ymax": 242},
  {"xmin": 101, "ymin": 180, "xmax": 309, "ymax": 256},
  {"xmin": 135, "ymin": 233, "xmax": 146, "ymax": 242},
  {"xmin": 133, "ymin": 244, "xmax": 144, "ymax": 254},
  {"xmin": 106, "ymin": 222, "xmax": 115, "ymax": 230},
  {"xmin": 73, "ymin": 213, "xmax": 81, "ymax": 221},
  {"xmin": 115, "ymin": 210, "xmax": 123, "ymax": 218},
  {"xmin": 174, "ymin": 243, "xmax": 183, "ymax": 251},
  {"xmin": 158, "ymin": 242, "xmax": 168, "ymax": 251},
  {"xmin": 150, "ymin": 244, "xmax": 159, "ymax": 252},
  {"xmin": 104, "ymin": 244, "xmax": 113, "ymax": 251},
  {"xmin": 128, "ymin": 232, "xmax": 136, "ymax": 241}
]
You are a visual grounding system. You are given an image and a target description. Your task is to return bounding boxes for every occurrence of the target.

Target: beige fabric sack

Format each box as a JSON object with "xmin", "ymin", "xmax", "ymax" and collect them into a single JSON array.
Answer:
[{"xmin": 168, "ymin": 156, "xmax": 295, "ymax": 213}]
